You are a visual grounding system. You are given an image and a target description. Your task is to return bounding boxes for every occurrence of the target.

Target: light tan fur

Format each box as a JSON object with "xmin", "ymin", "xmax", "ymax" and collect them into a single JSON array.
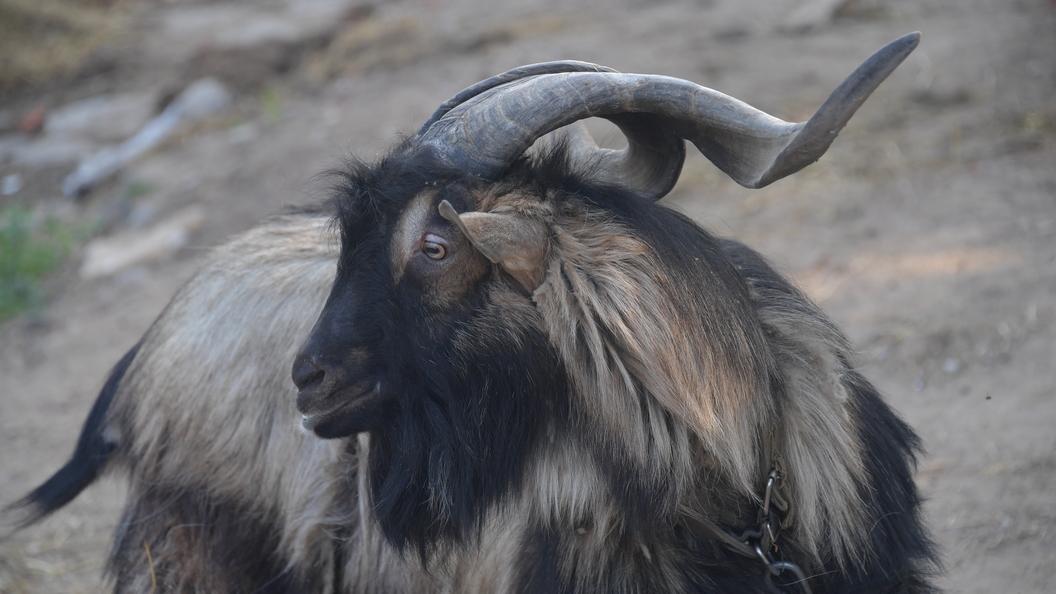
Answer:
[
  {"xmin": 737, "ymin": 266, "xmax": 870, "ymax": 565},
  {"xmin": 115, "ymin": 215, "xmax": 345, "ymax": 573},
  {"xmin": 391, "ymin": 191, "xmax": 435, "ymax": 284},
  {"xmin": 443, "ymin": 185, "xmax": 872, "ymax": 577},
  {"xmin": 102, "ymin": 213, "xmax": 431, "ymax": 592}
]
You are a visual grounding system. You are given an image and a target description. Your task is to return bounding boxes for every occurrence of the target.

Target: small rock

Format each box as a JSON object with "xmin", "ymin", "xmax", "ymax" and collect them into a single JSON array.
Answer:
[
  {"xmin": 17, "ymin": 106, "xmax": 46, "ymax": 135},
  {"xmin": 777, "ymin": 0, "xmax": 850, "ymax": 34},
  {"xmin": 714, "ymin": 26, "xmax": 751, "ymax": 44},
  {"xmin": 168, "ymin": 78, "xmax": 232, "ymax": 121},
  {"xmin": 219, "ymin": 18, "xmax": 303, "ymax": 49},
  {"xmin": 7, "ymin": 136, "xmax": 96, "ymax": 168},
  {"xmin": 64, "ymin": 78, "xmax": 231, "ymax": 197},
  {"xmin": 161, "ymin": 0, "xmax": 360, "ymax": 54},
  {"xmin": 79, "ymin": 205, "xmax": 206, "ymax": 279},
  {"xmin": 44, "ymin": 93, "xmax": 157, "ymax": 143},
  {"xmin": 1, "ymin": 173, "xmax": 22, "ymax": 196}
]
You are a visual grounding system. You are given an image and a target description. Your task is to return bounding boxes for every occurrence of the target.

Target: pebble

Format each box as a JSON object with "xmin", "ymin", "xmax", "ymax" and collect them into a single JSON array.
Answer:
[
  {"xmin": 777, "ymin": 0, "xmax": 849, "ymax": 34},
  {"xmin": 44, "ymin": 93, "xmax": 157, "ymax": 143},
  {"xmin": 5, "ymin": 136, "xmax": 96, "ymax": 168},
  {"xmin": 1, "ymin": 173, "xmax": 22, "ymax": 196},
  {"xmin": 17, "ymin": 106, "xmax": 46, "ymax": 135},
  {"xmin": 64, "ymin": 78, "xmax": 232, "ymax": 197},
  {"xmin": 79, "ymin": 205, "xmax": 206, "ymax": 279}
]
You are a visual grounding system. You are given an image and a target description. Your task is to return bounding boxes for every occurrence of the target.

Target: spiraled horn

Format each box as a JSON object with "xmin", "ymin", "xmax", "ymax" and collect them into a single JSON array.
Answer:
[{"xmin": 415, "ymin": 32, "xmax": 920, "ymax": 200}]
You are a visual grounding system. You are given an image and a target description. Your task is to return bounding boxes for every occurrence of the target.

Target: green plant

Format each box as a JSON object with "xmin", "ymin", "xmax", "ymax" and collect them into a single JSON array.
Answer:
[
  {"xmin": 260, "ymin": 86, "xmax": 283, "ymax": 123},
  {"xmin": 0, "ymin": 205, "xmax": 78, "ymax": 321},
  {"xmin": 124, "ymin": 179, "xmax": 154, "ymax": 200}
]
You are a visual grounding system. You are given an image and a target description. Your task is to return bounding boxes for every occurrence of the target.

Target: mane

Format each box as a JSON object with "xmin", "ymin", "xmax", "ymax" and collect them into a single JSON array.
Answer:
[
  {"xmin": 336, "ymin": 143, "xmax": 877, "ymax": 572},
  {"xmin": 507, "ymin": 147, "xmax": 871, "ymax": 564}
]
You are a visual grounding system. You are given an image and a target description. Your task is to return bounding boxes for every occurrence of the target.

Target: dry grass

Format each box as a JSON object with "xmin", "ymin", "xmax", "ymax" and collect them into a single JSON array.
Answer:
[{"xmin": 0, "ymin": 0, "xmax": 130, "ymax": 94}]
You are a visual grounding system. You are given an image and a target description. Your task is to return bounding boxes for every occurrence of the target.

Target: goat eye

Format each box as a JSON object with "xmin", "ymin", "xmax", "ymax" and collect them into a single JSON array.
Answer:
[
  {"xmin": 422, "ymin": 235, "xmax": 447, "ymax": 260},
  {"xmin": 423, "ymin": 242, "xmax": 446, "ymax": 259}
]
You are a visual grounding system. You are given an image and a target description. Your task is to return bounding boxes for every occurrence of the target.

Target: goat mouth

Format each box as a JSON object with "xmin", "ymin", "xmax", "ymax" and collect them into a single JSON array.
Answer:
[{"xmin": 300, "ymin": 383, "xmax": 380, "ymax": 435}]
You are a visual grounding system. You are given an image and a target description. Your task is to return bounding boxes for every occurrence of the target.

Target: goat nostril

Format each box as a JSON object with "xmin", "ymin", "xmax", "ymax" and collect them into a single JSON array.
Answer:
[{"xmin": 292, "ymin": 355, "xmax": 325, "ymax": 391}]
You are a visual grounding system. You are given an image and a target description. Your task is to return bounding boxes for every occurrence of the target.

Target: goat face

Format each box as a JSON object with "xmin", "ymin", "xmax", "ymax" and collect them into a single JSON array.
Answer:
[{"xmin": 294, "ymin": 152, "xmax": 570, "ymax": 549}]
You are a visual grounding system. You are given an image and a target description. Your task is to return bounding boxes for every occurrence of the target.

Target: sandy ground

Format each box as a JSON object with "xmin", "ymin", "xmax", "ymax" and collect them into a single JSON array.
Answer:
[{"xmin": 1, "ymin": 0, "xmax": 1054, "ymax": 592}]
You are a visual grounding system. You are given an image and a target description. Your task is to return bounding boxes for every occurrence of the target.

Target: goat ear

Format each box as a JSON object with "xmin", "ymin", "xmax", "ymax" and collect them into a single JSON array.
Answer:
[{"xmin": 438, "ymin": 200, "xmax": 547, "ymax": 293}]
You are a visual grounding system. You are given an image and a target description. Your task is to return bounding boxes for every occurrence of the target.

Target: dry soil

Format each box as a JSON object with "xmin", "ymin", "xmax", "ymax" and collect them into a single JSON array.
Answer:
[{"xmin": 1, "ymin": 0, "xmax": 1054, "ymax": 592}]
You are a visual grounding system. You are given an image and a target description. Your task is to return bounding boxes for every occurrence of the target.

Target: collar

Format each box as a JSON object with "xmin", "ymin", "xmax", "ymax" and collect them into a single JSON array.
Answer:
[{"xmin": 680, "ymin": 466, "xmax": 814, "ymax": 594}]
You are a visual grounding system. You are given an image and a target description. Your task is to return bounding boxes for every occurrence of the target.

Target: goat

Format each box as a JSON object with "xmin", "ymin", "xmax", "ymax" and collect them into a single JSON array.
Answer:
[
  {"xmin": 293, "ymin": 32, "xmax": 937, "ymax": 593},
  {"xmin": 6, "ymin": 33, "xmax": 936, "ymax": 593}
]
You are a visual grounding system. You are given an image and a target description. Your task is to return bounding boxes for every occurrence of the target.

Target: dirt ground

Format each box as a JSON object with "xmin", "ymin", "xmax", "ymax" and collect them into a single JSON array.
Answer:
[{"xmin": 1, "ymin": 0, "xmax": 1054, "ymax": 592}]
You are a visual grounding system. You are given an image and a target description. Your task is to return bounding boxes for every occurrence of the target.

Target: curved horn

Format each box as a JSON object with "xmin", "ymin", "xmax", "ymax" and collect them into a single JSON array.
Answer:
[
  {"xmin": 416, "ymin": 61, "xmax": 687, "ymax": 201},
  {"xmin": 418, "ymin": 60, "xmax": 618, "ymax": 134},
  {"xmin": 416, "ymin": 32, "xmax": 920, "ymax": 198}
]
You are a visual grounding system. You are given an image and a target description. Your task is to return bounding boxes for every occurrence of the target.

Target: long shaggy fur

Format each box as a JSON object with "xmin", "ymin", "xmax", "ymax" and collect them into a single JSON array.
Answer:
[
  {"xmin": 304, "ymin": 142, "xmax": 938, "ymax": 593},
  {"xmin": 7, "ymin": 140, "xmax": 936, "ymax": 593},
  {"xmin": 5, "ymin": 212, "xmax": 432, "ymax": 593}
]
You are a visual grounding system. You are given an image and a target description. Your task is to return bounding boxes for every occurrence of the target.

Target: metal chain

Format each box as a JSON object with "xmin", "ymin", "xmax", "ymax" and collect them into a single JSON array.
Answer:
[
  {"xmin": 745, "ymin": 469, "xmax": 814, "ymax": 594},
  {"xmin": 680, "ymin": 467, "xmax": 814, "ymax": 594}
]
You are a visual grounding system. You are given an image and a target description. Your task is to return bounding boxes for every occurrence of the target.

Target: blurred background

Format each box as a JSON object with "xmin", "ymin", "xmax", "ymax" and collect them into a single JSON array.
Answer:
[{"xmin": 1, "ymin": 0, "xmax": 1053, "ymax": 592}]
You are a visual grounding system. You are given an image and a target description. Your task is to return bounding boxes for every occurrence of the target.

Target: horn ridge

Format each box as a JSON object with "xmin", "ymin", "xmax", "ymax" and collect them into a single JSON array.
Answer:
[{"xmin": 417, "ymin": 61, "xmax": 619, "ymax": 136}]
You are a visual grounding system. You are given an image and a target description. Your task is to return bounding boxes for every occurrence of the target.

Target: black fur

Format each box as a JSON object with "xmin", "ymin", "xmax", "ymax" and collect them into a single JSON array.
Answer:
[
  {"xmin": 516, "ymin": 519, "xmax": 806, "ymax": 594},
  {"xmin": 5, "ymin": 342, "xmax": 140, "ymax": 528},
  {"xmin": 827, "ymin": 376, "xmax": 940, "ymax": 593},
  {"xmin": 300, "ymin": 143, "xmax": 939, "ymax": 592},
  {"xmin": 108, "ymin": 486, "xmax": 322, "ymax": 593}
]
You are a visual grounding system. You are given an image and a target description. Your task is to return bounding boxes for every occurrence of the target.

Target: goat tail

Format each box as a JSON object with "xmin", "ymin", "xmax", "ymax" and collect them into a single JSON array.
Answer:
[{"xmin": 2, "ymin": 341, "xmax": 140, "ymax": 533}]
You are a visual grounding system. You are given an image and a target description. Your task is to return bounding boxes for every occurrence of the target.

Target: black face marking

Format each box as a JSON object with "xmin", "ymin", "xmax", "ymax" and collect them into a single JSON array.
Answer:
[{"xmin": 294, "ymin": 150, "xmax": 569, "ymax": 554}]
